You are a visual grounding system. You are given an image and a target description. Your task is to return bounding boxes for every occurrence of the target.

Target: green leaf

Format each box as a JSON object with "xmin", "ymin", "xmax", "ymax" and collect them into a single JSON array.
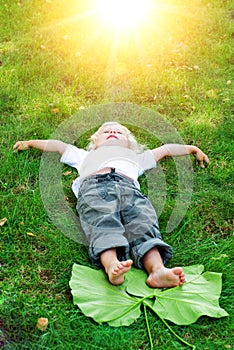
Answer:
[
  {"xmin": 69, "ymin": 264, "xmax": 228, "ymax": 328},
  {"xmin": 151, "ymin": 270, "xmax": 228, "ymax": 325},
  {"xmin": 69, "ymin": 264, "xmax": 141, "ymax": 326}
]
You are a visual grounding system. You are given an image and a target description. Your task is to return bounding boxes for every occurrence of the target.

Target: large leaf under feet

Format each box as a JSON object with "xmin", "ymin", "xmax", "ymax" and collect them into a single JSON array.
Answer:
[{"xmin": 70, "ymin": 264, "xmax": 228, "ymax": 327}]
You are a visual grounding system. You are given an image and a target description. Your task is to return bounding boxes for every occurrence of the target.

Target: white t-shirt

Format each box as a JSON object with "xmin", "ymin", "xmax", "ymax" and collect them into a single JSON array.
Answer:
[{"xmin": 60, "ymin": 145, "xmax": 156, "ymax": 197}]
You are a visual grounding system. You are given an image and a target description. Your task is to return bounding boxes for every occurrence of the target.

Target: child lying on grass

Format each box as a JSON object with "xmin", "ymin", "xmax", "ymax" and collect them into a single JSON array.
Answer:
[{"xmin": 14, "ymin": 121, "xmax": 209, "ymax": 288}]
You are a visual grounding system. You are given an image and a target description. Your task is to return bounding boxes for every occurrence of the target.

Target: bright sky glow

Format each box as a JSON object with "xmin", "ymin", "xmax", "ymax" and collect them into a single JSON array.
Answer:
[{"xmin": 95, "ymin": 0, "xmax": 151, "ymax": 31}]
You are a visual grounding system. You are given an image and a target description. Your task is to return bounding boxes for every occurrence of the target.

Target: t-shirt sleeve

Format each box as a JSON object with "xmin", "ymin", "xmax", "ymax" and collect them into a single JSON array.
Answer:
[
  {"xmin": 60, "ymin": 144, "xmax": 88, "ymax": 171},
  {"xmin": 137, "ymin": 150, "xmax": 156, "ymax": 175}
]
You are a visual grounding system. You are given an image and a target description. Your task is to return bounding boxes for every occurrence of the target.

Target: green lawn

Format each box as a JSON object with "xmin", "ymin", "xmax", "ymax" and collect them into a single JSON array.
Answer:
[{"xmin": 1, "ymin": 0, "xmax": 233, "ymax": 349}]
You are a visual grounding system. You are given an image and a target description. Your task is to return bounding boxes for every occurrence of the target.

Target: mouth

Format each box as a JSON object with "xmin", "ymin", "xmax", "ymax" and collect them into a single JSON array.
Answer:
[{"xmin": 107, "ymin": 135, "xmax": 118, "ymax": 140}]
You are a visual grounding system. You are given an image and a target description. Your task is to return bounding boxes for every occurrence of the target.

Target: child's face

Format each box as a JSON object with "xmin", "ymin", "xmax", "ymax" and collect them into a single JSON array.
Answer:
[{"xmin": 95, "ymin": 125, "xmax": 129, "ymax": 148}]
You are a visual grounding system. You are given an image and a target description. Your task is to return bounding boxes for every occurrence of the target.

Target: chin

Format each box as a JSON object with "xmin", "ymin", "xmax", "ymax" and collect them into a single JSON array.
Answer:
[{"xmin": 99, "ymin": 139, "xmax": 128, "ymax": 148}]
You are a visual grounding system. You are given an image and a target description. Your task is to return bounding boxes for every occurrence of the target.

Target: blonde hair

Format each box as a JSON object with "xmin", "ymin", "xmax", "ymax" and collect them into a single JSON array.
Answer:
[{"xmin": 87, "ymin": 122, "xmax": 145, "ymax": 153}]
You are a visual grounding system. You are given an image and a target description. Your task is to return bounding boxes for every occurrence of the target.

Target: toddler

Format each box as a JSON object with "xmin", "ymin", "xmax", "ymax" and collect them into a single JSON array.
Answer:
[{"xmin": 14, "ymin": 121, "xmax": 209, "ymax": 288}]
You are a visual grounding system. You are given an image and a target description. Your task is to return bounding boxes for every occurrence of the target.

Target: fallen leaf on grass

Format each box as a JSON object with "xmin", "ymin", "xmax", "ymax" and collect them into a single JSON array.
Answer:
[
  {"xmin": 205, "ymin": 89, "xmax": 218, "ymax": 98},
  {"xmin": 51, "ymin": 108, "xmax": 59, "ymax": 114},
  {"xmin": 0, "ymin": 218, "xmax": 7, "ymax": 227},
  {"xmin": 27, "ymin": 232, "xmax": 36, "ymax": 237},
  {"xmin": 63, "ymin": 171, "xmax": 72, "ymax": 176},
  {"xmin": 36, "ymin": 317, "xmax": 48, "ymax": 331},
  {"xmin": 212, "ymin": 254, "xmax": 228, "ymax": 260}
]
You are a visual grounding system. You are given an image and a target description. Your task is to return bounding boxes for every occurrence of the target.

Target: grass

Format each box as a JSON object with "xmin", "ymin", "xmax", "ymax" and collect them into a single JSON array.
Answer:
[{"xmin": 0, "ymin": 0, "xmax": 233, "ymax": 349}]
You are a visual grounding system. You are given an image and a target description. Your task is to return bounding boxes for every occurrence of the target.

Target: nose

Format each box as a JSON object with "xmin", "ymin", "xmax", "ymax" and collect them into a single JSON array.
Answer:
[{"xmin": 109, "ymin": 130, "xmax": 116, "ymax": 134}]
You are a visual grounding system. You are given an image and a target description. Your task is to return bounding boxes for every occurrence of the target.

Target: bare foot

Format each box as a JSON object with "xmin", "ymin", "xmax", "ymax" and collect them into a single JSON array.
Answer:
[
  {"xmin": 107, "ymin": 259, "xmax": 133, "ymax": 285},
  {"xmin": 146, "ymin": 266, "xmax": 186, "ymax": 288}
]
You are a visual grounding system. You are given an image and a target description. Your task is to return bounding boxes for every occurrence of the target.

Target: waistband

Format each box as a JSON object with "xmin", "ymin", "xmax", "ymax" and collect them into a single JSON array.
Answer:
[{"xmin": 82, "ymin": 168, "xmax": 134, "ymax": 184}]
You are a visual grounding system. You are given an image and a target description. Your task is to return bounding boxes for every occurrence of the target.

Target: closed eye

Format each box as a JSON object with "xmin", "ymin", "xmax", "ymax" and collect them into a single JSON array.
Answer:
[{"xmin": 102, "ymin": 130, "xmax": 123, "ymax": 134}]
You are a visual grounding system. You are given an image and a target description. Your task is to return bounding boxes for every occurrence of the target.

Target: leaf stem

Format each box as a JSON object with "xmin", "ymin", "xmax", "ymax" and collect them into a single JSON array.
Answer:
[
  {"xmin": 106, "ymin": 294, "xmax": 196, "ymax": 349},
  {"xmin": 106, "ymin": 295, "xmax": 149, "ymax": 323},
  {"xmin": 106, "ymin": 294, "xmax": 156, "ymax": 324},
  {"xmin": 144, "ymin": 304, "xmax": 154, "ymax": 350},
  {"xmin": 144, "ymin": 301, "xmax": 196, "ymax": 350}
]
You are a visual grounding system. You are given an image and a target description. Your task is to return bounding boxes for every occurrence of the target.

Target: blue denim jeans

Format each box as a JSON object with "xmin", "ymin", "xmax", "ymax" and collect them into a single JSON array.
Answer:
[{"xmin": 77, "ymin": 171, "xmax": 172, "ymax": 268}]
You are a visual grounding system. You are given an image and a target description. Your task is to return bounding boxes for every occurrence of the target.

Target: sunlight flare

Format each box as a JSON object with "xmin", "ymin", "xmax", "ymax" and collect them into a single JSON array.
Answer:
[{"xmin": 95, "ymin": 0, "xmax": 151, "ymax": 31}]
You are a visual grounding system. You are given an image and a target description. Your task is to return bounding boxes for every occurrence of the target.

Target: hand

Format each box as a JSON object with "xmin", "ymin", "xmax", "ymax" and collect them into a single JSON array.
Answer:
[
  {"xmin": 13, "ymin": 141, "xmax": 30, "ymax": 152},
  {"xmin": 193, "ymin": 147, "xmax": 210, "ymax": 168}
]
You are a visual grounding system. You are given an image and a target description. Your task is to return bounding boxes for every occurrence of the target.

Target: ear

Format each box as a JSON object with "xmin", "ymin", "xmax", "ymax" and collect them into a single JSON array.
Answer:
[{"xmin": 90, "ymin": 135, "xmax": 98, "ymax": 149}]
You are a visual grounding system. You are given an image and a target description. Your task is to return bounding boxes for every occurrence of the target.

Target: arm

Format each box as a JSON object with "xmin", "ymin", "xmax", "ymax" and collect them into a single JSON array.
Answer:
[
  {"xmin": 13, "ymin": 139, "xmax": 68, "ymax": 155},
  {"xmin": 152, "ymin": 144, "xmax": 209, "ymax": 168}
]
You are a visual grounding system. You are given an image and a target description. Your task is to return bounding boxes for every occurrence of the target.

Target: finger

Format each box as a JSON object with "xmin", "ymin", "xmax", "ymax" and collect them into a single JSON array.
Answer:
[
  {"xmin": 13, "ymin": 142, "xmax": 19, "ymax": 150},
  {"xmin": 199, "ymin": 160, "xmax": 205, "ymax": 168},
  {"xmin": 199, "ymin": 155, "xmax": 209, "ymax": 168},
  {"xmin": 13, "ymin": 142, "xmax": 21, "ymax": 152},
  {"xmin": 13, "ymin": 141, "xmax": 25, "ymax": 152},
  {"xmin": 204, "ymin": 155, "xmax": 210, "ymax": 164}
]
